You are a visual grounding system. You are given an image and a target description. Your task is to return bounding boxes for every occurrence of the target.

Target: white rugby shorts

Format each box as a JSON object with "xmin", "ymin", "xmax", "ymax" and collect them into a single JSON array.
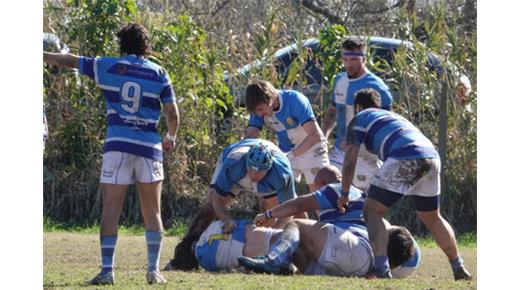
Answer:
[
  {"xmin": 100, "ymin": 151, "xmax": 164, "ymax": 184},
  {"xmin": 289, "ymin": 141, "xmax": 330, "ymax": 185},
  {"xmin": 315, "ymin": 224, "xmax": 372, "ymax": 277},
  {"xmin": 371, "ymin": 157, "xmax": 440, "ymax": 197},
  {"xmin": 329, "ymin": 145, "xmax": 382, "ymax": 191}
]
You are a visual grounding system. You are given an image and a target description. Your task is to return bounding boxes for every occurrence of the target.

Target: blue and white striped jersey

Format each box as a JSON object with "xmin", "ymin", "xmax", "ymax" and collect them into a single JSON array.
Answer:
[
  {"xmin": 331, "ymin": 70, "xmax": 392, "ymax": 150},
  {"xmin": 312, "ymin": 183, "xmax": 369, "ymax": 241},
  {"xmin": 79, "ymin": 55, "xmax": 175, "ymax": 161},
  {"xmin": 210, "ymin": 139, "xmax": 296, "ymax": 203},
  {"xmin": 348, "ymin": 109, "xmax": 439, "ymax": 161},
  {"xmin": 248, "ymin": 90, "xmax": 316, "ymax": 152},
  {"xmin": 195, "ymin": 219, "xmax": 251, "ymax": 272}
]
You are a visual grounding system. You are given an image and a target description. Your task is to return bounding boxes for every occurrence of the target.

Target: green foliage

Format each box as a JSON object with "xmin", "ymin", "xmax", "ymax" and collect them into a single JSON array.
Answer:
[
  {"xmin": 43, "ymin": 1, "xmax": 237, "ymax": 226},
  {"xmin": 43, "ymin": 0, "xmax": 475, "ymax": 235},
  {"xmin": 316, "ymin": 24, "xmax": 348, "ymax": 85}
]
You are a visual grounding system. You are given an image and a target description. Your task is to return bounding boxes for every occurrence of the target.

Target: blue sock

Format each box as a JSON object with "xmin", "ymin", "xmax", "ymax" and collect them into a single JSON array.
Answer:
[
  {"xmin": 100, "ymin": 236, "xmax": 117, "ymax": 274},
  {"xmin": 267, "ymin": 224, "xmax": 299, "ymax": 266},
  {"xmin": 374, "ymin": 255, "xmax": 391, "ymax": 277},
  {"xmin": 449, "ymin": 256, "xmax": 464, "ymax": 271},
  {"xmin": 145, "ymin": 230, "xmax": 162, "ymax": 272}
]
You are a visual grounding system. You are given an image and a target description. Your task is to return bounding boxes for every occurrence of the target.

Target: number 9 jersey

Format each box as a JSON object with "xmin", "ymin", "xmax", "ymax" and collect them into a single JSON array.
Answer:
[{"xmin": 79, "ymin": 55, "xmax": 175, "ymax": 161}]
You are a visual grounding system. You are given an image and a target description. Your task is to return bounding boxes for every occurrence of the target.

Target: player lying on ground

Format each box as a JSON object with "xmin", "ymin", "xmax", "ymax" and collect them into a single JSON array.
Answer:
[
  {"xmin": 237, "ymin": 165, "xmax": 420, "ymax": 277},
  {"xmin": 165, "ymin": 139, "xmax": 301, "ymax": 271},
  {"xmin": 194, "ymin": 219, "xmax": 418, "ymax": 277}
]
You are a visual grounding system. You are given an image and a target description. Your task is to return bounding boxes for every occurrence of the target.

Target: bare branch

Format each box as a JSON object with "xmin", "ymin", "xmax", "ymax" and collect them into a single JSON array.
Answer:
[
  {"xmin": 292, "ymin": 0, "xmax": 346, "ymax": 25},
  {"xmin": 356, "ymin": 0, "xmax": 407, "ymax": 15}
]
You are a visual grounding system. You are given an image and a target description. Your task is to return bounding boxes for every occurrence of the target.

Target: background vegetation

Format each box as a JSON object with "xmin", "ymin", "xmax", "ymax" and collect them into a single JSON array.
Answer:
[{"xmin": 43, "ymin": 0, "xmax": 476, "ymax": 235}]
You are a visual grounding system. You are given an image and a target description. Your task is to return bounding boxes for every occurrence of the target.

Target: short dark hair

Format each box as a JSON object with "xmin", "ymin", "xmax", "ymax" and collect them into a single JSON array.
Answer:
[
  {"xmin": 354, "ymin": 88, "xmax": 381, "ymax": 110},
  {"xmin": 387, "ymin": 226, "xmax": 415, "ymax": 268},
  {"xmin": 116, "ymin": 23, "xmax": 152, "ymax": 57},
  {"xmin": 245, "ymin": 80, "xmax": 278, "ymax": 112},
  {"xmin": 342, "ymin": 37, "xmax": 366, "ymax": 52}
]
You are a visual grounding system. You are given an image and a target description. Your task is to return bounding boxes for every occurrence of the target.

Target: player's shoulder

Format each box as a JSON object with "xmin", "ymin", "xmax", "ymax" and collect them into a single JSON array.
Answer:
[
  {"xmin": 333, "ymin": 71, "xmax": 348, "ymax": 82},
  {"xmin": 363, "ymin": 70, "xmax": 390, "ymax": 89},
  {"xmin": 281, "ymin": 89, "xmax": 310, "ymax": 107}
]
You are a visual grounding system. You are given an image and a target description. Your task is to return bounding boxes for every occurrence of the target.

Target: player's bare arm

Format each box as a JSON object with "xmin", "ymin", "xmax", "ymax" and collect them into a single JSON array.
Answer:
[
  {"xmin": 162, "ymin": 102, "xmax": 180, "ymax": 151},
  {"xmin": 43, "ymin": 52, "xmax": 80, "ymax": 69},
  {"xmin": 255, "ymin": 194, "xmax": 319, "ymax": 226},
  {"xmin": 287, "ymin": 120, "xmax": 323, "ymax": 158},
  {"xmin": 321, "ymin": 104, "xmax": 337, "ymax": 139},
  {"xmin": 210, "ymin": 190, "xmax": 236, "ymax": 233},
  {"xmin": 337, "ymin": 117, "xmax": 361, "ymax": 210}
]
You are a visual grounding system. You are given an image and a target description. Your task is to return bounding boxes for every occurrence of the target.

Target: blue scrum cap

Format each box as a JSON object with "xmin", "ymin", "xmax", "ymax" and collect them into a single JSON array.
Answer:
[{"xmin": 246, "ymin": 143, "xmax": 274, "ymax": 171}]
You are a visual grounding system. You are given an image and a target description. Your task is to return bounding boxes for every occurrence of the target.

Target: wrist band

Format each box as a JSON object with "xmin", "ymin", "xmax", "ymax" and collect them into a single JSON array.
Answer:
[
  {"xmin": 166, "ymin": 132, "xmax": 176, "ymax": 142},
  {"xmin": 264, "ymin": 210, "xmax": 273, "ymax": 219}
]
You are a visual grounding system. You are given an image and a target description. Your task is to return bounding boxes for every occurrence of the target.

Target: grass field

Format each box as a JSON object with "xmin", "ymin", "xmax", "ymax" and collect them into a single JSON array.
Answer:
[{"xmin": 44, "ymin": 232, "xmax": 476, "ymax": 289}]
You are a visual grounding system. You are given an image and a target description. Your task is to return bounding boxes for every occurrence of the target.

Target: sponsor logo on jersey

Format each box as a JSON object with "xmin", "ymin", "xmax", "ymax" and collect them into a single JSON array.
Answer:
[
  {"xmin": 286, "ymin": 117, "xmax": 295, "ymax": 126},
  {"xmin": 117, "ymin": 64, "xmax": 128, "ymax": 74}
]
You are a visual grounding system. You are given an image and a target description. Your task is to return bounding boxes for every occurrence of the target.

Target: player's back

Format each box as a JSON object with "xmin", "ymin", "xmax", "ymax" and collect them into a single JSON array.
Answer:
[
  {"xmin": 79, "ymin": 55, "xmax": 174, "ymax": 160},
  {"xmin": 352, "ymin": 109, "xmax": 438, "ymax": 161}
]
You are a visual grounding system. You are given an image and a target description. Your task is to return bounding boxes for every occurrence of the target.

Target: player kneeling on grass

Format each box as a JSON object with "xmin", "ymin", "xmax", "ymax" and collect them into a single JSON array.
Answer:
[
  {"xmin": 164, "ymin": 139, "xmax": 300, "ymax": 271},
  {"xmin": 238, "ymin": 166, "xmax": 420, "ymax": 277},
  {"xmin": 43, "ymin": 23, "xmax": 179, "ymax": 285}
]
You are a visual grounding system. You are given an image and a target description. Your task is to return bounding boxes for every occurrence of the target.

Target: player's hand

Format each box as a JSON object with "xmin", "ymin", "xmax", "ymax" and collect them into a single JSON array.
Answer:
[
  {"xmin": 337, "ymin": 195, "xmax": 349, "ymax": 213},
  {"xmin": 162, "ymin": 136, "xmax": 176, "ymax": 152},
  {"xmin": 254, "ymin": 213, "xmax": 268, "ymax": 226},
  {"xmin": 222, "ymin": 219, "xmax": 237, "ymax": 234}
]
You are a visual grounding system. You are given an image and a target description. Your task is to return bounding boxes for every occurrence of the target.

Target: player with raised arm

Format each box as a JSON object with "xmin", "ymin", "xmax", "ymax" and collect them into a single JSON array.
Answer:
[{"xmin": 43, "ymin": 23, "xmax": 179, "ymax": 285}]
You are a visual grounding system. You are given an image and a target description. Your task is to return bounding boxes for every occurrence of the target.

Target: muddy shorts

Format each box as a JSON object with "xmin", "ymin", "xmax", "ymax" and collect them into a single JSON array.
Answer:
[{"xmin": 368, "ymin": 158, "xmax": 440, "ymax": 211}]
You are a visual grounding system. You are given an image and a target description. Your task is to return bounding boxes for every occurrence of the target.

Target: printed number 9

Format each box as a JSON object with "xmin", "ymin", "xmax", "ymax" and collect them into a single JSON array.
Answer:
[{"xmin": 121, "ymin": 81, "xmax": 141, "ymax": 113}]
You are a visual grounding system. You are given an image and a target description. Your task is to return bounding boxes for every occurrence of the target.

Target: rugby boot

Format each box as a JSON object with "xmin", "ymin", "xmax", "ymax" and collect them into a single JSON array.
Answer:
[
  {"xmin": 146, "ymin": 270, "xmax": 167, "ymax": 284},
  {"xmin": 453, "ymin": 266, "xmax": 473, "ymax": 281},
  {"xmin": 238, "ymin": 256, "xmax": 293, "ymax": 275},
  {"xmin": 87, "ymin": 271, "xmax": 114, "ymax": 285}
]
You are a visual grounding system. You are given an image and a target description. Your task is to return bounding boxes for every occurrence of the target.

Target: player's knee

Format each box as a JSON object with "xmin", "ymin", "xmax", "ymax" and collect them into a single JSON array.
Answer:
[
  {"xmin": 416, "ymin": 210, "xmax": 441, "ymax": 228},
  {"xmin": 364, "ymin": 200, "xmax": 386, "ymax": 218}
]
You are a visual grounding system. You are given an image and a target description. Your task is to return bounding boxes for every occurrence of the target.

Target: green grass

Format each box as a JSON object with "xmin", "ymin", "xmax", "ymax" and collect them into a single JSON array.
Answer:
[
  {"xmin": 43, "ymin": 217, "xmax": 188, "ymax": 236},
  {"xmin": 44, "ymin": 232, "xmax": 477, "ymax": 289}
]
